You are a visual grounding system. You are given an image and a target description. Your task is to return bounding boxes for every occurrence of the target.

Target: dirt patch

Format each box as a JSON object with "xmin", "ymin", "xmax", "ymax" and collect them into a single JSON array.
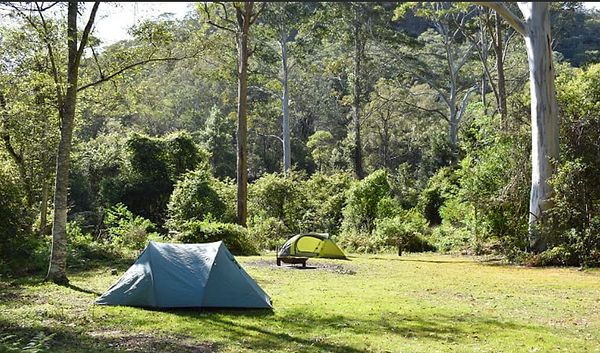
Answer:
[
  {"xmin": 245, "ymin": 259, "xmax": 357, "ymax": 275},
  {"xmin": 88, "ymin": 329, "xmax": 218, "ymax": 353}
]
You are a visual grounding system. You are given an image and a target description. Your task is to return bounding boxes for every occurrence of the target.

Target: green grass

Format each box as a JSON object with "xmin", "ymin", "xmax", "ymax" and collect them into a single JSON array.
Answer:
[{"xmin": 1, "ymin": 253, "xmax": 600, "ymax": 353}]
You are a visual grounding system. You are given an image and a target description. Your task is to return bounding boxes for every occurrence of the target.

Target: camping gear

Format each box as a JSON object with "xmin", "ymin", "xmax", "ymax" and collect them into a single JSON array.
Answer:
[
  {"xmin": 96, "ymin": 241, "xmax": 271, "ymax": 309},
  {"xmin": 277, "ymin": 233, "xmax": 346, "ymax": 265}
]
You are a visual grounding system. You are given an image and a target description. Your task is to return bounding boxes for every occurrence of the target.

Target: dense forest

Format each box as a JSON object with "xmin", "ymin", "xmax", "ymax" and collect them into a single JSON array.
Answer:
[{"xmin": 2, "ymin": 1, "xmax": 600, "ymax": 282}]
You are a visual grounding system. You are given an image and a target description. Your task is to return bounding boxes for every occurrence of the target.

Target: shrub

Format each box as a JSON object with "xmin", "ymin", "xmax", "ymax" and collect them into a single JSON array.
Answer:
[
  {"xmin": 67, "ymin": 222, "xmax": 123, "ymax": 266},
  {"xmin": 524, "ymin": 245, "xmax": 579, "ymax": 267},
  {"xmin": 166, "ymin": 169, "xmax": 227, "ymax": 231},
  {"xmin": 303, "ymin": 172, "xmax": 354, "ymax": 236},
  {"xmin": 417, "ymin": 167, "xmax": 460, "ymax": 226},
  {"xmin": 104, "ymin": 203, "xmax": 159, "ymax": 250},
  {"xmin": 248, "ymin": 171, "xmax": 308, "ymax": 234},
  {"xmin": 341, "ymin": 169, "xmax": 392, "ymax": 237},
  {"xmin": 248, "ymin": 216, "xmax": 290, "ymax": 250},
  {"xmin": 372, "ymin": 211, "xmax": 435, "ymax": 253},
  {"xmin": 0, "ymin": 166, "xmax": 34, "ymax": 272},
  {"xmin": 174, "ymin": 220, "xmax": 257, "ymax": 255}
]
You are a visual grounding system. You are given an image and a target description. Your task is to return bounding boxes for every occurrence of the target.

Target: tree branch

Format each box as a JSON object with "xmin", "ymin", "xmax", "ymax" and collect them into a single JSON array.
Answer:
[
  {"xmin": 75, "ymin": 2, "xmax": 100, "ymax": 66},
  {"xmin": 250, "ymin": 2, "xmax": 267, "ymax": 25},
  {"xmin": 475, "ymin": 2, "xmax": 526, "ymax": 36},
  {"xmin": 77, "ymin": 53, "xmax": 197, "ymax": 92}
]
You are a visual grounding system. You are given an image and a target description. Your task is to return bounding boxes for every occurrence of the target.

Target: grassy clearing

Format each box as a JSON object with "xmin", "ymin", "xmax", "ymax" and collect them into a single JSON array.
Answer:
[{"xmin": 1, "ymin": 253, "xmax": 599, "ymax": 353}]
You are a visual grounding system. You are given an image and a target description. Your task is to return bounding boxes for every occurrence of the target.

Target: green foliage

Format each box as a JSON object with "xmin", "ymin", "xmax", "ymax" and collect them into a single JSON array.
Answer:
[
  {"xmin": 166, "ymin": 169, "xmax": 228, "ymax": 232},
  {"xmin": 248, "ymin": 216, "xmax": 290, "ymax": 251},
  {"xmin": 249, "ymin": 171, "xmax": 308, "ymax": 235},
  {"xmin": 66, "ymin": 222, "xmax": 122, "ymax": 266},
  {"xmin": 174, "ymin": 220, "xmax": 257, "ymax": 255},
  {"xmin": 307, "ymin": 130, "xmax": 335, "ymax": 172},
  {"xmin": 71, "ymin": 132, "xmax": 208, "ymax": 228},
  {"xmin": 340, "ymin": 170, "xmax": 397, "ymax": 250},
  {"xmin": 417, "ymin": 167, "xmax": 460, "ymax": 226},
  {"xmin": 0, "ymin": 165, "xmax": 34, "ymax": 272},
  {"xmin": 541, "ymin": 63, "xmax": 600, "ymax": 266},
  {"xmin": 302, "ymin": 172, "xmax": 354, "ymax": 236},
  {"xmin": 104, "ymin": 203, "xmax": 159, "ymax": 250},
  {"xmin": 372, "ymin": 210, "xmax": 435, "ymax": 253},
  {"xmin": 200, "ymin": 106, "xmax": 236, "ymax": 178}
]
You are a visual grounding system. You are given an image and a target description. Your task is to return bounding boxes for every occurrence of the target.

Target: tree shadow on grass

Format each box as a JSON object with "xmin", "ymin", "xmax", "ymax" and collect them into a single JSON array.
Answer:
[
  {"xmin": 166, "ymin": 308, "xmax": 546, "ymax": 353},
  {"xmin": 0, "ymin": 318, "xmax": 219, "ymax": 353},
  {"xmin": 66, "ymin": 283, "xmax": 102, "ymax": 296}
]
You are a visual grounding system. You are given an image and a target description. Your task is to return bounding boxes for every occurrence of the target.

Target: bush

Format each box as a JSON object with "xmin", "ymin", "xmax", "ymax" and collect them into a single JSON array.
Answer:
[
  {"xmin": 524, "ymin": 245, "xmax": 579, "ymax": 267},
  {"xmin": 166, "ymin": 169, "xmax": 228, "ymax": 231},
  {"xmin": 104, "ymin": 203, "xmax": 159, "ymax": 250},
  {"xmin": 67, "ymin": 222, "xmax": 123, "ymax": 266},
  {"xmin": 248, "ymin": 216, "xmax": 290, "ymax": 251},
  {"xmin": 0, "ymin": 166, "xmax": 34, "ymax": 272},
  {"xmin": 174, "ymin": 220, "xmax": 257, "ymax": 255},
  {"xmin": 417, "ymin": 167, "xmax": 460, "ymax": 226},
  {"xmin": 341, "ymin": 169, "xmax": 393, "ymax": 237},
  {"xmin": 303, "ymin": 172, "xmax": 354, "ymax": 236},
  {"xmin": 372, "ymin": 211, "xmax": 435, "ymax": 253},
  {"xmin": 248, "ymin": 171, "xmax": 308, "ymax": 234}
]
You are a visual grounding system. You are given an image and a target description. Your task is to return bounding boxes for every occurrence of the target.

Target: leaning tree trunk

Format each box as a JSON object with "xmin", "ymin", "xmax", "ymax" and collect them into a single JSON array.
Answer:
[
  {"xmin": 520, "ymin": 2, "xmax": 559, "ymax": 253},
  {"xmin": 280, "ymin": 31, "xmax": 291, "ymax": 175},
  {"xmin": 235, "ymin": 2, "xmax": 252, "ymax": 227}
]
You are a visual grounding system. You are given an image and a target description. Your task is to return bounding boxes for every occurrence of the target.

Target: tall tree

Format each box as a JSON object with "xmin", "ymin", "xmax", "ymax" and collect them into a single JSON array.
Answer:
[
  {"xmin": 477, "ymin": 2, "xmax": 560, "ymax": 252},
  {"xmin": 6, "ymin": 1, "xmax": 197, "ymax": 283},
  {"xmin": 257, "ymin": 2, "xmax": 313, "ymax": 176},
  {"xmin": 393, "ymin": 3, "xmax": 480, "ymax": 160},
  {"xmin": 202, "ymin": 1, "xmax": 265, "ymax": 226},
  {"xmin": 45, "ymin": 1, "xmax": 100, "ymax": 284}
]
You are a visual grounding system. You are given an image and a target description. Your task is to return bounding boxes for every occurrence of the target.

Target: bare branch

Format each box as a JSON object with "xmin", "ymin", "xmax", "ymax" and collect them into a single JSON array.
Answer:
[
  {"xmin": 30, "ymin": 2, "xmax": 64, "ymax": 105},
  {"xmin": 77, "ymin": 52, "xmax": 198, "ymax": 92}
]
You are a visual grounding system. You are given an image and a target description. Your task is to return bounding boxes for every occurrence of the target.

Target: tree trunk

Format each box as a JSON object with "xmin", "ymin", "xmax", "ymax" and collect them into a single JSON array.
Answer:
[
  {"xmin": 39, "ymin": 175, "xmax": 50, "ymax": 236},
  {"xmin": 280, "ymin": 31, "xmax": 291, "ymax": 175},
  {"xmin": 46, "ymin": 2, "xmax": 80, "ymax": 284},
  {"xmin": 47, "ymin": 1, "xmax": 99, "ymax": 283},
  {"xmin": 519, "ymin": 2, "xmax": 559, "ymax": 253},
  {"xmin": 448, "ymin": 84, "xmax": 459, "ymax": 161},
  {"xmin": 495, "ymin": 11, "xmax": 508, "ymax": 125},
  {"xmin": 352, "ymin": 10, "xmax": 364, "ymax": 180},
  {"xmin": 236, "ymin": 2, "xmax": 252, "ymax": 227}
]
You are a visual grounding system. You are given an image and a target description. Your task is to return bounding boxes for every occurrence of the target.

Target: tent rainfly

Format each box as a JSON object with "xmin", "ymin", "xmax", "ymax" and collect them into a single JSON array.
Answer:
[
  {"xmin": 278, "ymin": 233, "xmax": 346, "ymax": 259},
  {"xmin": 96, "ymin": 241, "xmax": 272, "ymax": 309}
]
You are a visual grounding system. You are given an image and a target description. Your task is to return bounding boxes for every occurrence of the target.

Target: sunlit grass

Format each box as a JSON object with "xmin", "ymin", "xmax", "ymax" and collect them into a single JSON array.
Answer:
[{"xmin": 1, "ymin": 253, "xmax": 599, "ymax": 352}]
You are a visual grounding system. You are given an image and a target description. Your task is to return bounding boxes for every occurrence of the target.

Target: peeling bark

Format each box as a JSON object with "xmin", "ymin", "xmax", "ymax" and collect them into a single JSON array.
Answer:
[{"xmin": 519, "ymin": 2, "xmax": 559, "ymax": 252}]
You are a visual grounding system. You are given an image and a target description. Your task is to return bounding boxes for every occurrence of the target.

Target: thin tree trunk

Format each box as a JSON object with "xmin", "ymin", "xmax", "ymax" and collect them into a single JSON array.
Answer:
[
  {"xmin": 47, "ymin": 2, "xmax": 79, "ymax": 284},
  {"xmin": 495, "ymin": 11, "xmax": 508, "ymax": 125},
  {"xmin": 47, "ymin": 1, "xmax": 99, "ymax": 284},
  {"xmin": 280, "ymin": 31, "xmax": 291, "ymax": 175},
  {"xmin": 352, "ymin": 9, "xmax": 364, "ymax": 180},
  {"xmin": 519, "ymin": 2, "xmax": 559, "ymax": 253},
  {"xmin": 39, "ymin": 175, "xmax": 50, "ymax": 236},
  {"xmin": 236, "ymin": 2, "xmax": 253, "ymax": 227}
]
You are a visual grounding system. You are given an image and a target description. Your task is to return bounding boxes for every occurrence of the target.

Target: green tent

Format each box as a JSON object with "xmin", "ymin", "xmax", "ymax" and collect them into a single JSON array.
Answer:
[
  {"xmin": 96, "ymin": 241, "xmax": 271, "ymax": 309},
  {"xmin": 278, "ymin": 233, "xmax": 346, "ymax": 259}
]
